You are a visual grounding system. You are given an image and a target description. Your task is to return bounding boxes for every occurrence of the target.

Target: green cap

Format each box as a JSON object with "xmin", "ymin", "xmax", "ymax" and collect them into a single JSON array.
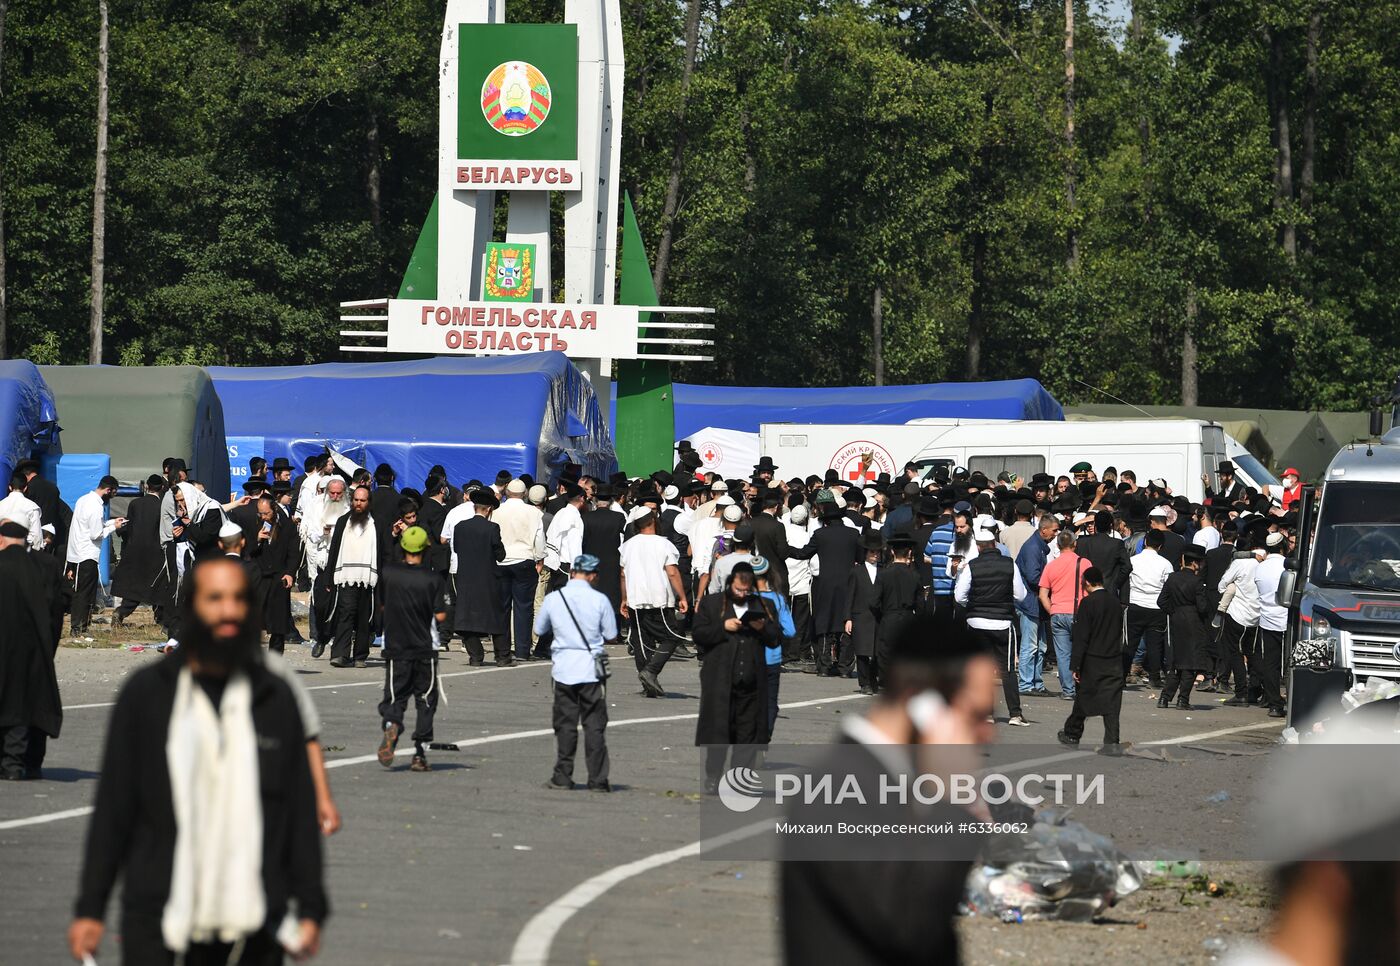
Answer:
[{"xmin": 400, "ymin": 526, "xmax": 430, "ymax": 554}]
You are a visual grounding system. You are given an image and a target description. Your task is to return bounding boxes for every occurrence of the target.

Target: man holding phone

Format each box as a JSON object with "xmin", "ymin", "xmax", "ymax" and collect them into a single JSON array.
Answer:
[{"xmin": 65, "ymin": 476, "xmax": 126, "ymax": 637}]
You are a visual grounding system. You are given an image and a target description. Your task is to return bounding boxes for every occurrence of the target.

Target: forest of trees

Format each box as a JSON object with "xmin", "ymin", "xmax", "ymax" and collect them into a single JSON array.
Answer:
[{"xmin": 1, "ymin": 0, "xmax": 1397, "ymax": 410}]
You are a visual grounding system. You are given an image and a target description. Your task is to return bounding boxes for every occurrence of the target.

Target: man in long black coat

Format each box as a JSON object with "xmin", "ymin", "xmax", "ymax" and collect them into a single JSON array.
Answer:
[
  {"xmin": 112, "ymin": 476, "xmax": 168, "ymax": 626},
  {"xmin": 369, "ymin": 463, "xmax": 401, "ymax": 538},
  {"xmin": 453, "ymin": 488, "xmax": 509, "ymax": 665},
  {"xmin": 1075, "ymin": 509, "xmax": 1131, "ymax": 599},
  {"xmin": 692, "ymin": 562, "xmax": 777, "ymax": 793},
  {"xmin": 1157, "ymin": 544, "xmax": 1213, "ymax": 710},
  {"xmin": 1058, "ymin": 568, "xmax": 1126, "ymax": 749},
  {"xmin": 17, "ymin": 459, "xmax": 70, "ymax": 552},
  {"xmin": 227, "ymin": 479, "xmax": 269, "ymax": 550},
  {"xmin": 0, "ymin": 521, "xmax": 62, "ymax": 779},
  {"xmin": 249, "ymin": 495, "xmax": 297, "ymax": 653},
  {"xmin": 748, "ymin": 492, "xmax": 790, "ymax": 594},
  {"xmin": 847, "ymin": 529, "xmax": 883, "ymax": 693},
  {"xmin": 788, "ymin": 501, "xmax": 861, "ymax": 676},
  {"xmin": 580, "ymin": 485, "xmax": 626, "ymax": 620}
]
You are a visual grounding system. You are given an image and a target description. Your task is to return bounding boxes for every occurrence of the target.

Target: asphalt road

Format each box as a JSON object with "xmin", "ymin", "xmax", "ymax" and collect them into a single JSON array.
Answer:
[{"xmin": 1, "ymin": 636, "xmax": 1284, "ymax": 965}]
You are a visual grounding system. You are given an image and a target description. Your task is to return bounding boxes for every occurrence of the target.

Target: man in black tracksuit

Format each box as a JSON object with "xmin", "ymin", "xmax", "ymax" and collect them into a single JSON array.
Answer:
[
  {"xmin": 376, "ymin": 527, "xmax": 447, "ymax": 773},
  {"xmin": 70, "ymin": 557, "xmax": 327, "ymax": 965}
]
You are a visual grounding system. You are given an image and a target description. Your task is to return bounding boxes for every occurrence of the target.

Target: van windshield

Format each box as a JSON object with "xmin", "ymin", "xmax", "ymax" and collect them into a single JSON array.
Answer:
[
  {"xmin": 1310, "ymin": 481, "xmax": 1400, "ymax": 592},
  {"xmin": 1230, "ymin": 451, "xmax": 1280, "ymax": 488}
]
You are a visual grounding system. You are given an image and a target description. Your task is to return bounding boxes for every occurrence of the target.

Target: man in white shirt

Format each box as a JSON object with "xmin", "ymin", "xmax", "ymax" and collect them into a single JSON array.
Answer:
[
  {"xmin": 619, "ymin": 507, "xmax": 690, "ymax": 697},
  {"xmin": 1253, "ymin": 532, "xmax": 1290, "ymax": 717},
  {"xmin": 494, "ymin": 479, "xmax": 546, "ymax": 660},
  {"xmin": 1216, "ymin": 538, "xmax": 1261, "ymax": 707},
  {"xmin": 0, "ymin": 470, "xmax": 44, "ymax": 550},
  {"xmin": 784, "ymin": 504, "xmax": 814, "ymax": 663},
  {"xmin": 1192, "ymin": 506, "xmax": 1221, "ymax": 552},
  {"xmin": 543, "ymin": 485, "xmax": 587, "ymax": 587},
  {"xmin": 1125, "ymin": 529, "xmax": 1174, "ymax": 686},
  {"xmin": 688, "ymin": 495, "xmax": 731, "ymax": 590},
  {"xmin": 65, "ymin": 476, "xmax": 126, "ymax": 636}
]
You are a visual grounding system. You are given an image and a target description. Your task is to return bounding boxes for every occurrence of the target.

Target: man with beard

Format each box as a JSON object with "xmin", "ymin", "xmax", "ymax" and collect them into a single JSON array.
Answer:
[
  {"xmin": 227, "ymin": 478, "xmax": 270, "ymax": 551},
  {"xmin": 376, "ymin": 527, "xmax": 447, "ymax": 773},
  {"xmin": 16, "ymin": 458, "xmax": 70, "ymax": 550},
  {"xmin": 65, "ymin": 476, "xmax": 127, "ymax": 637},
  {"xmin": 249, "ymin": 496, "xmax": 297, "ymax": 654},
  {"xmin": 581, "ymin": 484, "xmax": 626, "ymax": 625},
  {"xmin": 788, "ymin": 501, "xmax": 861, "ymax": 677},
  {"xmin": 69, "ymin": 557, "xmax": 327, "ymax": 964},
  {"xmin": 1058, "ymin": 567, "xmax": 1126, "ymax": 750},
  {"xmin": 112, "ymin": 475, "xmax": 168, "ymax": 628},
  {"xmin": 302, "ymin": 477, "xmax": 349, "ymax": 658},
  {"xmin": 451, "ymin": 487, "xmax": 509, "ymax": 666},
  {"xmin": 322, "ymin": 485, "xmax": 380, "ymax": 669},
  {"xmin": 0, "ymin": 520, "xmax": 62, "ymax": 780},
  {"xmin": 368, "ymin": 463, "xmax": 400, "ymax": 537},
  {"xmin": 692, "ymin": 563, "xmax": 778, "ymax": 793}
]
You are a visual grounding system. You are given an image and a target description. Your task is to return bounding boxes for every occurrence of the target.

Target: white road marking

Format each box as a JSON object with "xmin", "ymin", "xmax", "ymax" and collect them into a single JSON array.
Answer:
[
  {"xmin": 507, "ymin": 718, "xmax": 1283, "ymax": 966},
  {"xmin": 0, "ymin": 806, "xmax": 96, "ymax": 831},
  {"xmin": 1, "ymin": 689, "xmax": 868, "ymax": 826},
  {"xmin": 60, "ymin": 660, "xmax": 550, "ymax": 712}
]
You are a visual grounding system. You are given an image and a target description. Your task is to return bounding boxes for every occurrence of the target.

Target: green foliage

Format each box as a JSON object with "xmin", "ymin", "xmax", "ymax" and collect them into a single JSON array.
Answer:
[{"xmin": 0, "ymin": 0, "xmax": 1395, "ymax": 409}]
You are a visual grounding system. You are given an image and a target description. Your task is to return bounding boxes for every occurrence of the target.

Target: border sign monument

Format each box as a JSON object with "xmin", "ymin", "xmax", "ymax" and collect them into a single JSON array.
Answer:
[{"xmin": 339, "ymin": 0, "xmax": 711, "ymax": 475}]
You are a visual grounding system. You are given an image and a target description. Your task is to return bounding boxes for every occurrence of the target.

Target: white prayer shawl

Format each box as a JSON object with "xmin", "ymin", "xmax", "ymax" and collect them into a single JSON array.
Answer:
[
  {"xmin": 176, "ymin": 482, "xmax": 218, "ymax": 524},
  {"xmin": 163, "ymin": 667, "xmax": 265, "ymax": 952},
  {"xmin": 333, "ymin": 516, "xmax": 378, "ymax": 588},
  {"xmin": 299, "ymin": 478, "xmax": 347, "ymax": 571}
]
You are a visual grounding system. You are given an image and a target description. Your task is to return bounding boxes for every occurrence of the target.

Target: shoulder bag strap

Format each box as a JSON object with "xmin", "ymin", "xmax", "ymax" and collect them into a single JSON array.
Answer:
[{"xmin": 557, "ymin": 591, "xmax": 596, "ymax": 654}]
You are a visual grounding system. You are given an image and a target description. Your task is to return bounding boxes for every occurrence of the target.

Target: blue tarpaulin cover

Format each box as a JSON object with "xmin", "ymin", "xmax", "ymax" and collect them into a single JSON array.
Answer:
[
  {"xmin": 614, "ymin": 379, "xmax": 1064, "ymax": 439},
  {"xmin": 0, "ymin": 360, "xmax": 59, "ymax": 483},
  {"xmin": 210, "ymin": 354, "xmax": 616, "ymax": 488}
]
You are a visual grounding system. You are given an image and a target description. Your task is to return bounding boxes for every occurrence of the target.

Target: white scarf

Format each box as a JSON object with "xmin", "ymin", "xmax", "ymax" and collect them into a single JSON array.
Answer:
[
  {"xmin": 333, "ymin": 516, "xmax": 379, "ymax": 588},
  {"xmin": 163, "ymin": 666, "xmax": 265, "ymax": 952},
  {"xmin": 176, "ymin": 482, "xmax": 218, "ymax": 524}
]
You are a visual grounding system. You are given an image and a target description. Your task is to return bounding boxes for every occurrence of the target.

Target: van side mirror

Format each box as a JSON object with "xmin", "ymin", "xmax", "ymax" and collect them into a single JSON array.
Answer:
[
  {"xmin": 1371, "ymin": 408, "xmax": 1385, "ymax": 438},
  {"xmin": 1277, "ymin": 570, "xmax": 1297, "ymax": 609}
]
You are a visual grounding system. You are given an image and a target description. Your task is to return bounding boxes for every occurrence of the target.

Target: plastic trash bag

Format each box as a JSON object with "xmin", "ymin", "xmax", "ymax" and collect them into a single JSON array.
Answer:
[
  {"xmin": 1341, "ymin": 677, "xmax": 1400, "ymax": 712},
  {"xmin": 960, "ymin": 807, "xmax": 1143, "ymax": 922}
]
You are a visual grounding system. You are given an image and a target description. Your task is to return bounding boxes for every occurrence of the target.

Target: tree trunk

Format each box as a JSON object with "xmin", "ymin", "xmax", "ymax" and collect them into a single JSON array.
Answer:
[
  {"xmin": 967, "ymin": 228, "xmax": 987, "ymax": 379},
  {"xmin": 1267, "ymin": 26, "xmax": 1297, "ymax": 262},
  {"xmin": 1131, "ymin": 1, "xmax": 1151, "ymax": 225},
  {"xmin": 1063, "ymin": 0, "xmax": 1078, "ymax": 272},
  {"xmin": 1300, "ymin": 8, "xmax": 1319, "ymax": 257},
  {"xmin": 871, "ymin": 284, "xmax": 884, "ymax": 386},
  {"xmin": 366, "ymin": 110, "xmax": 382, "ymax": 237},
  {"xmin": 0, "ymin": 0, "xmax": 9, "ymax": 359},
  {"xmin": 651, "ymin": 0, "xmax": 703, "ymax": 299},
  {"xmin": 1182, "ymin": 285, "xmax": 1199, "ymax": 406},
  {"xmin": 89, "ymin": 0, "xmax": 110, "ymax": 365}
]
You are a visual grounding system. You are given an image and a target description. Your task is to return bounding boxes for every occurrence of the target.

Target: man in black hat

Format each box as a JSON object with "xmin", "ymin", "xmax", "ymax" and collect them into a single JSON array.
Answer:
[
  {"xmin": 1075, "ymin": 509, "xmax": 1131, "ymax": 600},
  {"xmin": 16, "ymin": 458, "xmax": 70, "ymax": 551},
  {"xmin": 1157, "ymin": 544, "xmax": 1212, "ymax": 709},
  {"xmin": 749, "ymin": 490, "xmax": 790, "ymax": 594},
  {"xmin": 581, "ymin": 484, "xmax": 626, "ymax": 626},
  {"xmin": 0, "ymin": 519, "xmax": 62, "ymax": 780},
  {"xmin": 112, "ymin": 474, "xmax": 169, "ymax": 629},
  {"xmin": 227, "ymin": 478, "xmax": 270, "ymax": 552},
  {"xmin": 323, "ymin": 484, "xmax": 382, "ymax": 668},
  {"xmin": 248, "ymin": 456, "xmax": 267, "ymax": 483},
  {"xmin": 270, "ymin": 456, "xmax": 293, "ymax": 485},
  {"xmin": 673, "ymin": 441, "xmax": 703, "ymax": 482},
  {"xmin": 451, "ymin": 487, "xmax": 510, "ymax": 665},
  {"xmin": 369, "ymin": 462, "xmax": 400, "ymax": 538},
  {"xmin": 1057, "ymin": 566, "xmax": 1126, "ymax": 750},
  {"xmin": 1202, "ymin": 461, "xmax": 1246, "ymax": 507},
  {"xmin": 788, "ymin": 502, "xmax": 860, "ymax": 677},
  {"xmin": 849, "ymin": 529, "xmax": 884, "ymax": 694},
  {"xmin": 753, "ymin": 456, "xmax": 778, "ymax": 483}
]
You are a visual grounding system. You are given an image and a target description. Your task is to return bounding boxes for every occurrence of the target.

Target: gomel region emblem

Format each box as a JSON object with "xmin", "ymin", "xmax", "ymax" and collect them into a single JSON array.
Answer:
[
  {"xmin": 482, "ymin": 243, "xmax": 535, "ymax": 302},
  {"xmin": 482, "ymin": 61, "xmax": 552, "ymax": 136}
]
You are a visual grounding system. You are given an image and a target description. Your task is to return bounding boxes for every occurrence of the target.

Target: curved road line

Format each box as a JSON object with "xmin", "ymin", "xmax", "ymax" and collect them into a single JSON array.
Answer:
[{"xmin": 507, "ymin": 718, "xmax": 1283, "ymax": 966}]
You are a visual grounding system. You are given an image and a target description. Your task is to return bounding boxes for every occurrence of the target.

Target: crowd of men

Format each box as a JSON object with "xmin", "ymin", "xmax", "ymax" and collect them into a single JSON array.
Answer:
[{"xmin": 0, "ymin": 440, "xmax": 1317, "ymax": 965}]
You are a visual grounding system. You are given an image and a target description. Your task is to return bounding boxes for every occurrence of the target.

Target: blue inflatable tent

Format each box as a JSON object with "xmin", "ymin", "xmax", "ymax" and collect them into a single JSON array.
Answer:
[
  {"xmin": 210, "ymin": 354, "xmax": 616, "ymax": 487},
  {"xmin": 0, "ymin": 360, "xmax": 59, "ymax": 482},
  {"xmin": 614, "ymin": 379, "xmax": 1064, "ymax": 439}
]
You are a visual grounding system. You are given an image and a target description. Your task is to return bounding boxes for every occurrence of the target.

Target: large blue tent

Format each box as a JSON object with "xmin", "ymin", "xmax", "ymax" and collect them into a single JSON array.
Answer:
[
  {"xmin": 210, "ymin": 353, "xmax": 616, "ymax": 487},
  {"xmin": 0, "ymin": 360, "xmax": 59, "ymax": 483},
  {"xmin": 612, "ymin": 379, "xmax": 1064, "ymax": 439}
]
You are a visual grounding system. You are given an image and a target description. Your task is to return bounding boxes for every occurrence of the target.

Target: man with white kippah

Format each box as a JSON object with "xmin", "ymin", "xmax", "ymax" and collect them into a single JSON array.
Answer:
[
  {"xmin": 955, "ymin": 526, "xmax": 1030, "ymax": 726},
  {"xmin": 620, "ymin": 506, "xmax": 690, "ymax": 697},
  {"xmin": 1252, "ymin": 530, "xmax": 1289, "ymax": 717},
  {"xmin": 494, "ymin": 478, "xmax": 546, "ymax": 661}
]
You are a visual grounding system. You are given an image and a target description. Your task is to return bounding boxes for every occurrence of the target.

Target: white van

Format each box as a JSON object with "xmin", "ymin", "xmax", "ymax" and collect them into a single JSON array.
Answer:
[{"xmin": 760, "ymin": 419, "xmax": 1276, "ymax": 504}]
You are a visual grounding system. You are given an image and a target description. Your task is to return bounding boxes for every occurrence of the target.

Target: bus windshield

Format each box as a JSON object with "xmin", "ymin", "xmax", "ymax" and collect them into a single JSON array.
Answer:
[{"xmin": 1309, "ymin": 481, "xmax": 1400, "ymax": 592}]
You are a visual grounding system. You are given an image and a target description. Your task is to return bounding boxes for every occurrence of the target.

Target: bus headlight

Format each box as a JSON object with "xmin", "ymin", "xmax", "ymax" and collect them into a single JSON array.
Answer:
[{"xmin": 1311, "ymin": 616, "xmax": 1331, "ymax": 639}]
